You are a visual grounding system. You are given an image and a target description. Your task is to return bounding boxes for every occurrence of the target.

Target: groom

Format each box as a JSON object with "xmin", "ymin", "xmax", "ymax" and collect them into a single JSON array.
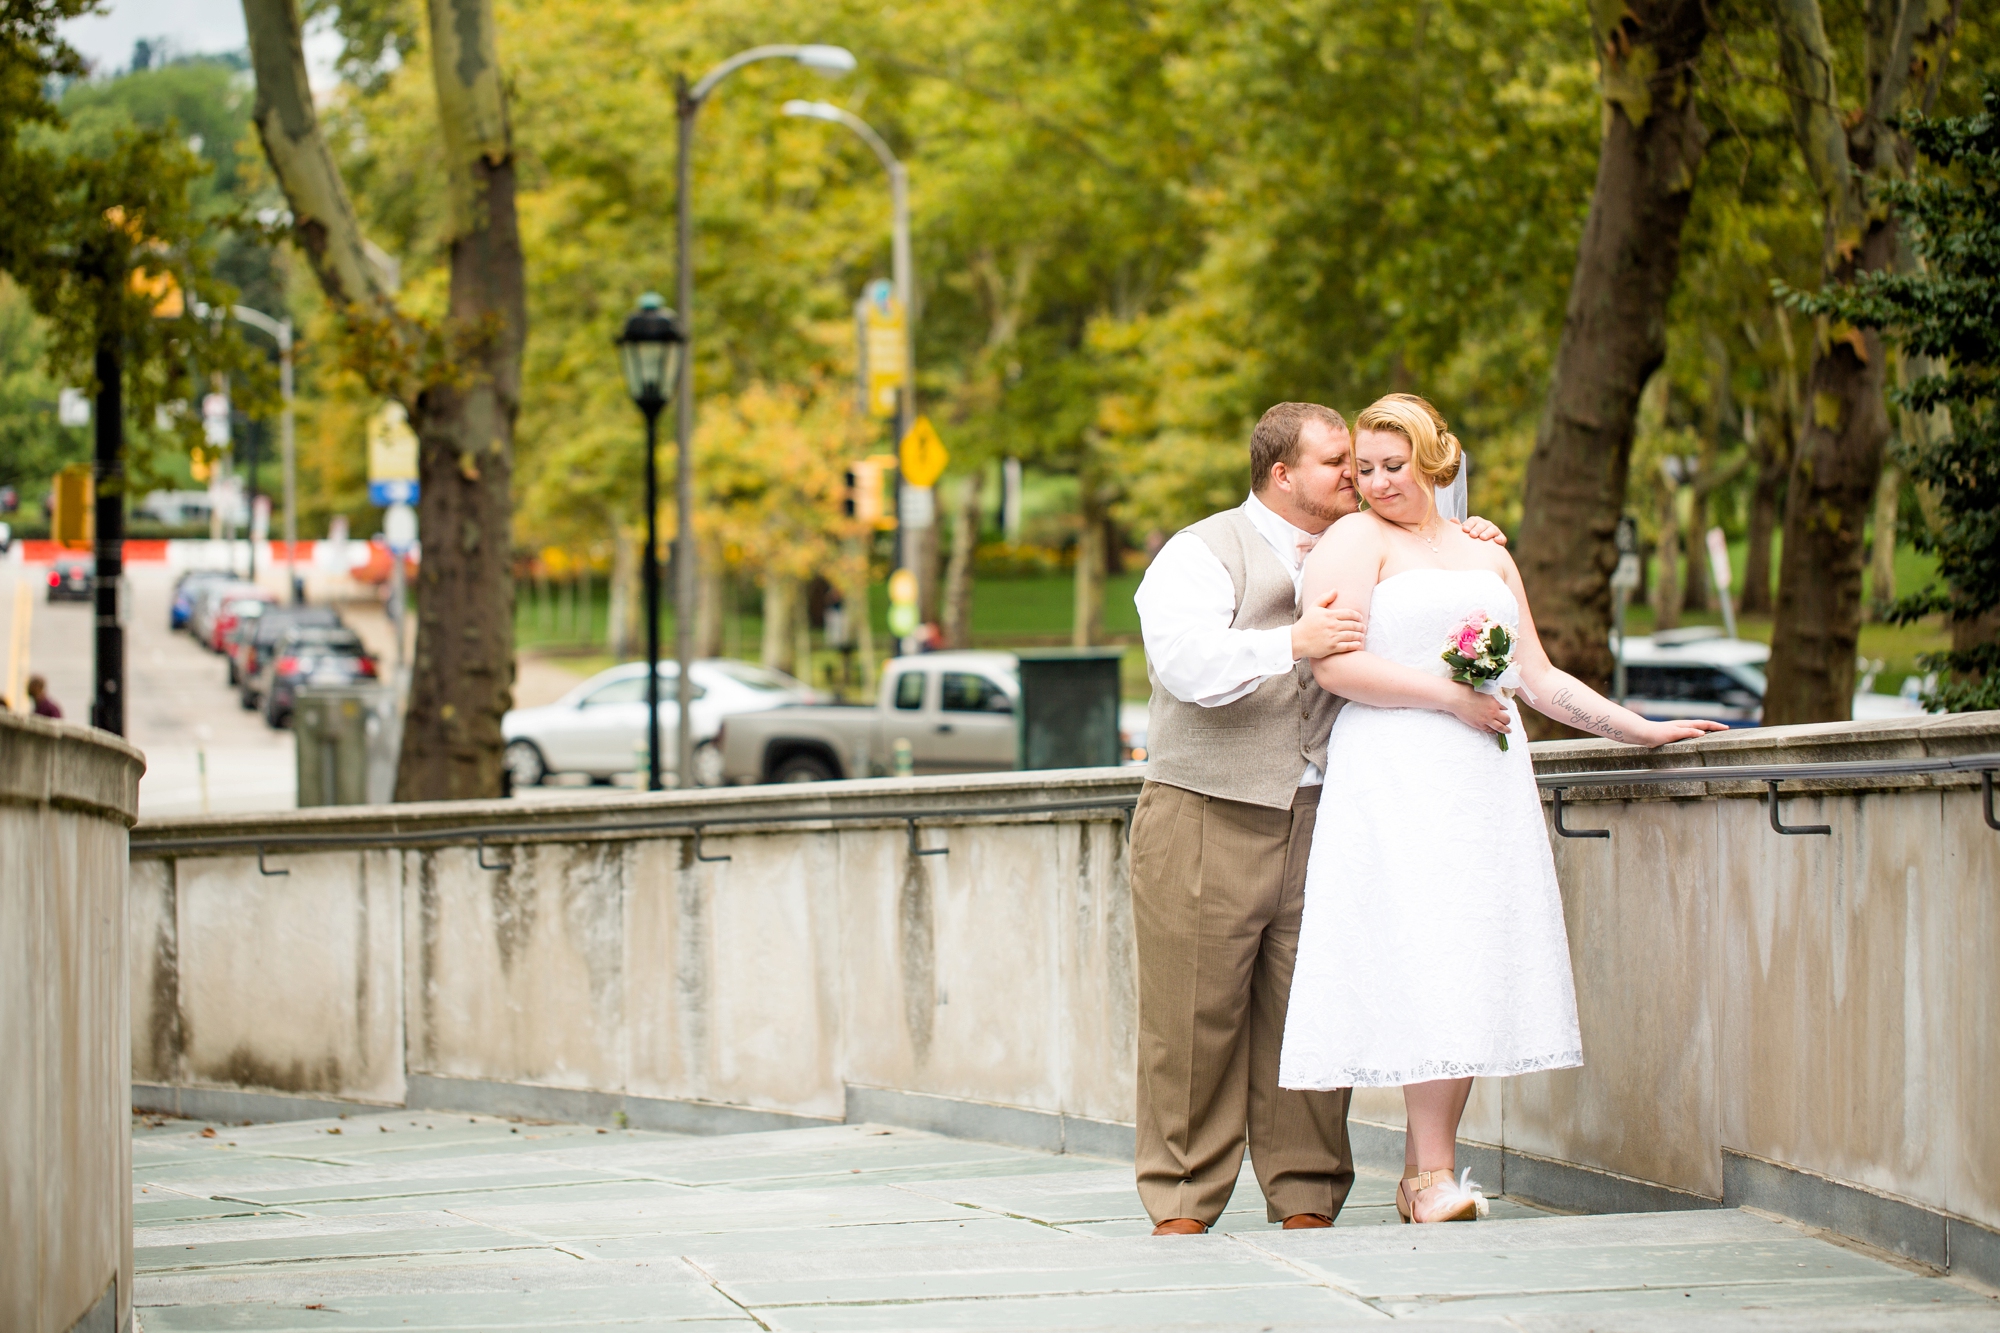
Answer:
[{"xmin": 1130, "ymin": 401, "xmax": 1505, "ymax": 1233}]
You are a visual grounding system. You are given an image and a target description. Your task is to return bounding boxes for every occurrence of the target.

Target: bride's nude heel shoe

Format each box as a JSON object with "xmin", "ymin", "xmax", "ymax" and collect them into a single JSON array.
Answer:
[{"xmin": 1398, "ymin": 1168, "xmax": 1489, "ymax": 1224}]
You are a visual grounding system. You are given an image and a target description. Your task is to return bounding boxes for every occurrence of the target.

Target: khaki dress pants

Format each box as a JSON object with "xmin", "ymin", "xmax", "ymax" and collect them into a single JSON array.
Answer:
[{"xmin": 1132, "ymin": 780, "xmax": 1354, "ymax": 1225}]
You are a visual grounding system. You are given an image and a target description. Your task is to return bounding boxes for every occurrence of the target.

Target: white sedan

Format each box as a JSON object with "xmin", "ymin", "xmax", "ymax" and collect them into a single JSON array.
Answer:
[{"xmin": 503, "ymin": 659, "xmax": 819, "ymax": 789}]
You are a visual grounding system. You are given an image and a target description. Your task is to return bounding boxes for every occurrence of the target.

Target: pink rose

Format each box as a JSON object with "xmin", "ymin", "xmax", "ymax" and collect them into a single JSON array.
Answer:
[{"xmin": 1456, "ymin": 625, "xmax": 1482, "ymax": 654}]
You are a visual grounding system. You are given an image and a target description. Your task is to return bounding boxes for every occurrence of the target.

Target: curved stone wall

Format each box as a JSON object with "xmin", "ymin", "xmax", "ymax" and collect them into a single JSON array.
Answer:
[{"xmin": 1, "ymin": 712, "xmax": 143, "ymax": 1333}]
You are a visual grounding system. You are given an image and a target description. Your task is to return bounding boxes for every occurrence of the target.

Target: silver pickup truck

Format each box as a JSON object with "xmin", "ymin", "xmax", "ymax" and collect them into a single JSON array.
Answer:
[{"xmin": 714, "ymin": 650, "xmax": 1020, "ymax": 783}]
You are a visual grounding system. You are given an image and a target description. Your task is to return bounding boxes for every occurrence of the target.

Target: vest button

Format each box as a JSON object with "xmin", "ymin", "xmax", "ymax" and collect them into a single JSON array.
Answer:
[{"xmin": 1301, "ymin": 707, "xmax": 1311, "ymax": 719}]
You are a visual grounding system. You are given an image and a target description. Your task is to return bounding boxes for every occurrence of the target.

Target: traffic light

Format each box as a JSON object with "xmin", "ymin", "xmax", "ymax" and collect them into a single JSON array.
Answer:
[
  {"xmin": 844, "ymin": 455, "xmax": 898, "ymax": 530},
  {"xmin": 52, "ymin": 464, "xmax": 92, "ymax": 548}
]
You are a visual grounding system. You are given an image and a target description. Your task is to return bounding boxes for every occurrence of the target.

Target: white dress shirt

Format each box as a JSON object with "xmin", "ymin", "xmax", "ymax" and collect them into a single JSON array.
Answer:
[{"xmin": 1135, "ymin": 493, "xmax": 1326, "ymax": 785}]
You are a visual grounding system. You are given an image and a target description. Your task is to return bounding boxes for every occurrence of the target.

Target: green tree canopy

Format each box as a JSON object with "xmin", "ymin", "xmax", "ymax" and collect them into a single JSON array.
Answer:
[{"xmin": 1786, "ymin": 86, "xmax": 2000, "ymax": 709}]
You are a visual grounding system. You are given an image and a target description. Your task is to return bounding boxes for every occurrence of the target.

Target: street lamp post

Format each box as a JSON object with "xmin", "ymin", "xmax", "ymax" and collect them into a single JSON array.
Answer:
[
  {"xmin": 230, "ymin": 306, "xmax": 297, "ymax": 603},
  {"xmin": 617, "ymin": 294, "xmax": 685, "ymax": 793},
  {"xmin": 780, "ymin": 101, "xmax": 912, "ymax": 451},
  {"xmin": 676, "ymin": 43, "xmax": 854, "ymax": 785}
]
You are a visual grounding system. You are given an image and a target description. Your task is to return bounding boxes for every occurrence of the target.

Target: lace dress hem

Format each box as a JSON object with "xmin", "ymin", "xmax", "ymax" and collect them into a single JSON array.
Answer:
[{"xmin": 1283, "ymin": 1048, "xmax": 1584, "ymax": 1091}]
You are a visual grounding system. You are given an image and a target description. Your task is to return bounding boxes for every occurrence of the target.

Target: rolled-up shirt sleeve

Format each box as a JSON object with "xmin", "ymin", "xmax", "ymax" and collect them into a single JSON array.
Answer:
[{"xmin": 1136, "ymin": 531, "xmax": 1297, "ymax": 707}]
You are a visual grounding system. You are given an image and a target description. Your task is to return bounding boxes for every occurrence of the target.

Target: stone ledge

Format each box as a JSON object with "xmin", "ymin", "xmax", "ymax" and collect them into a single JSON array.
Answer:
[
  {"xmin": 1533, "ymin": 710, "xmax": 2000, "ymax": 802},
  {"xmin": 0, "ymin": 710, "xmax": 145, "ymax": 826},
  {"xmin": 131, "ymin": 763, "xmax": 1146, "ymax": 850},
  {"xmin": 1724, "ymin": 1147, "xmax": 2000, "ymax": 1288},
  {"xmin": 844, "ymin": 1085, "xmax": 1136, "ymax": 1160},
  {"xmin": 405, "ymin": 1074, "xmax": 839, "ymax": 1136}
]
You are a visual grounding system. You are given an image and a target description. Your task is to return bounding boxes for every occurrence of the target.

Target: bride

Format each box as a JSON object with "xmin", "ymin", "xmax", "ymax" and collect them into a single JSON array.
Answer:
[{"xmin": 1278, "ymin": 393, "xmax": 1723, "ymax": 1224}]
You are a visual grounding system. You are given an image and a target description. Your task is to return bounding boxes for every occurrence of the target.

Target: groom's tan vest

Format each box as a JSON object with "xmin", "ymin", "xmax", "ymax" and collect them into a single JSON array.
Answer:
[{"xmin": 1145, "ymin": 508, "xmax": 1344, "ymax": 810}]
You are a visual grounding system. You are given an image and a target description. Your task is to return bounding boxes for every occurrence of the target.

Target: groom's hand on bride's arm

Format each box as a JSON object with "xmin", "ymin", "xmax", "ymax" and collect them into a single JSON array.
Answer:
[
  {"xmin": 1455, "ymin": 516, "xmax": 1507, "ymax": 545},
  {"xmin": 1293, "ymin": 588, "xmax": 1366, "ymax": 660}
]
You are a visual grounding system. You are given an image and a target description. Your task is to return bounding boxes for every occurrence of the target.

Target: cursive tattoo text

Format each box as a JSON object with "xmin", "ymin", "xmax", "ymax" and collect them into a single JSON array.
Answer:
[{"xmin": 1552, "ymin": 687, "xmax": 1629, "ymax": 742}]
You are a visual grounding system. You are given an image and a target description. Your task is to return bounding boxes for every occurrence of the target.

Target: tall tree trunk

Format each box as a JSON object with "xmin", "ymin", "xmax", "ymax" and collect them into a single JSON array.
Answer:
[
  {"xmin": 1513, "ymin": 0, "xmax": 1709, "ymax": 734},
  {"xmin": 1741, "ymin": 459, "xmax": 1782, "ymax": 615},
  {"xmin": 1744, "ymin": 306, "xmax": 1803, "ymax": 615},
  {"xmin": 1762, "ymin": 0, "xmax": 1958, "ymax": 724},
  {"xmin": 695, "ymin": 536, "xmax": 724, "ymax": 657},
  {"xmin": 1652, "ymin": 467, "xmax": 1683, "ymax": 631},
  {"xmin": 244, "ymin": 0, "xmax": 524, "ymax": 800},
  {"xmin": 942, "ymin": 471, "xmax": 982, "ymax": 648},
  {"xmin": 761, "ymin": 575, "xmax": 795, "ymax": 674},
  {"xmin": 914, "ymin": 519, "xmax": 941, "ymax": 630},
  {"xmin": 1869, "ymin": 462, "xmax": 1900, "ymax": 615},
  {"xmin": 1072, "ymin": 489, "xmax": 1107, "ymax": 648},
  {"xmin": 608, "ymin": 523, "xmax": 637, "ymax": 657}
]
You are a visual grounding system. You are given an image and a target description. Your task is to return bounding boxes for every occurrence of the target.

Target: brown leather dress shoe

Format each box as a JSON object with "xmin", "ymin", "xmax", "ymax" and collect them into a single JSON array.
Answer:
[
  {"xmin": 1151, "ymin": 1218, "xmax": 1208, "ymax": 1235},
  {"xmin": 1282, "ymin": 1213, "xmax": 1334, "ymax": 1229}
]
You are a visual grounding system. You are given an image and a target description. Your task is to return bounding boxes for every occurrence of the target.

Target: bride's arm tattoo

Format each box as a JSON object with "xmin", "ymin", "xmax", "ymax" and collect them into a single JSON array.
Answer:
[{"xmin": 1550, "ymin": 686, "xmax": 1629, "ymax": 742}]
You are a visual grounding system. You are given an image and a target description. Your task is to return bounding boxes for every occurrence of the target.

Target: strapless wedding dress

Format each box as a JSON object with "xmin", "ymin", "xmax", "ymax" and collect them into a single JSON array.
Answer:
[{"xmin": 1278, "ymin": 568, "xmax": 1583, "ymax": 1090}]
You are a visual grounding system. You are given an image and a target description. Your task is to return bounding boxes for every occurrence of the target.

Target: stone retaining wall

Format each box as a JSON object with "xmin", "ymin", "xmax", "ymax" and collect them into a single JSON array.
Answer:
[
  {"xmin": 4, "ymin": 712, "xmax": 144, "ymax": 1333},
  {"xmin": 128, "ymin": 713, "xmax": 2000, "ymax": 1282}
]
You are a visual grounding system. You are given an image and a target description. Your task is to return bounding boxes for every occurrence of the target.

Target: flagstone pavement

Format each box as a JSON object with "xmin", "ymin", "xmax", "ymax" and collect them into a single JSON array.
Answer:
[{"xmin": 131, "ymin": 1110, "xmax": 2000, "ymax": 1331}]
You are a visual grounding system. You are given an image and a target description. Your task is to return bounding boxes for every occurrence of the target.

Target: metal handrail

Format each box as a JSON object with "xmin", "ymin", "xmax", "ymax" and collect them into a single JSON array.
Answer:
[
  {"xmin": 129, "ymin": 795, "xmax": 1141, "ymax": 871},
  {"xmin": 1537, "ymin": 751, "xmax": 2000, "ymax": 840},
  {"xmin": 1534, "ymin": 751, "xmax": 2000, "ymax": 791}
]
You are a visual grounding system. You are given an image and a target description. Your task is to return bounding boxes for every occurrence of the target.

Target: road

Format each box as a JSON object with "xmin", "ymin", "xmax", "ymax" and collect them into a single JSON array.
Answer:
[
  {"xmin": 4, "ymin": 559, "xmax": 298, "ymax": 817},
  {"xmin": 3, "ymin": 554, "xmax": 593, "ymax": 818}
]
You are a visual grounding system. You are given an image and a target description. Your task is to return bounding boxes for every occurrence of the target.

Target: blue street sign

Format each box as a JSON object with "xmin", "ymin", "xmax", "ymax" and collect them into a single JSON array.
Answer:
[{"xmin": 369, "ymin": 479, "xmax": 419, "ymax": 507}]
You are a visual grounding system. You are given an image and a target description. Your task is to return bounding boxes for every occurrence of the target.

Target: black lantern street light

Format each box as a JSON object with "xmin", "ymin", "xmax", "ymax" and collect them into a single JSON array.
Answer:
[{"xmin": 617, "ymin": 292, "xmax": 685, "ymax": 792}]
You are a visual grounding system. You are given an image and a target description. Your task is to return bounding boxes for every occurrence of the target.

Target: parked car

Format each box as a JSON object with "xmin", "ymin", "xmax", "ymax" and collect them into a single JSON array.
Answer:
[
  {"xmin": 257, "ymin": 625, "xmax": 376, "ymax": 728},
  {"xmin": 234, "ymin": 606, "xmax": 345, "ymax": 705},
  {"xmin": 208, "ymin": 588, "xmax": 275, "ymax": 656},
  {"xmin": 502, "ymin": 658, "xmax": 819, "ymax": 789},
  {"xmin": 46, "ymin": 555, "xmax": 93, "ymax": 602},
  {"xmin": 169, "ymin": 569, "xmax": 235, "ymax": 630},
  {"xmin": 188, "ymin": 579, "xmax": 261, "ymax": 646},
  {"xmin": 716, "ymin": 651, "xmax": 1021, "ymax": 785},
  {"xmin": 1617, "ymin": 627, "xmax": 1926, "ymax": 726}
]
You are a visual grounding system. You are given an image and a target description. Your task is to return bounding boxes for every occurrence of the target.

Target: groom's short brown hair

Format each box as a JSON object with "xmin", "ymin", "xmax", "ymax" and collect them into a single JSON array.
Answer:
[{"xmin": 1250, "ymin": 402, "xmax": 1348, "ymax": 492}]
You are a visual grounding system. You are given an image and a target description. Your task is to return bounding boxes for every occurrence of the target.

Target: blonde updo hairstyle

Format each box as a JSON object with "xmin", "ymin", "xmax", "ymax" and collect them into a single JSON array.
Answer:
[{"xmin": 1352, "ymin": 393, "xmax": 1463, "ymax": 502}]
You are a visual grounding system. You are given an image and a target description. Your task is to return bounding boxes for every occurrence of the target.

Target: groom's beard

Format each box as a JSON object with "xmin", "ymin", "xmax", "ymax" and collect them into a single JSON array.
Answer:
[{"xmin": 1293, "ymin": 488, "xmax": 1354, "ymax": 527}]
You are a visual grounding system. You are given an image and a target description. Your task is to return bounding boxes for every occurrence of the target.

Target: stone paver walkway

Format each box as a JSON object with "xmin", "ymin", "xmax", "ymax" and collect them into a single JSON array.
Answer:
[{"xmin": 132, "ymin": 1112, "xmax": 1999, "ymax": 1331}]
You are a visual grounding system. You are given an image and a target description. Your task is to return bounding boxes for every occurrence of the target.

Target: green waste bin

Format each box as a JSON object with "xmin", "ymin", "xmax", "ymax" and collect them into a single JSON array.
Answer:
[
  {"xmin": 294, "ymin": 686, "xmax": 398, "ymax": 806},
  {"xmin": 1015, "ymin": 649, "xmax": 1123, "ymax": 770}
]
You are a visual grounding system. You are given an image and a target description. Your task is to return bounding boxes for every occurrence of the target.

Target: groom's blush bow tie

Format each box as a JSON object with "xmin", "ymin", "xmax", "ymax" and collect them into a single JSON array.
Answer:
[{"xmin": 1295, "ymin": 531, "xmax": 1322, "ymax": 563}]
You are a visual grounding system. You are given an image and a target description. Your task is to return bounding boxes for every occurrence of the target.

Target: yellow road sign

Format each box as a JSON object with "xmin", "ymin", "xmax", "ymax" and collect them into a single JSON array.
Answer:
[{"xmin": 898, "ymin": 416, "xmax": 948, "ymax": 489}]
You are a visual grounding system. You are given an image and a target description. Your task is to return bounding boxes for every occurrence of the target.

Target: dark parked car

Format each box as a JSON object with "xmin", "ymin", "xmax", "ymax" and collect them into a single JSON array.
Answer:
[
  {"xmin": 233, "ymin": 606, "xmax": 344, "ymax": 704},
  {"xmin": 256, "ymin": 625, "xmax": 377, "ymax": 728},
  {"xmin": 170, "ymin": 569, "xmax": 235, "ymax": 630},
  {"xmin": 46, "ymin": 555, "xmax": 92, "ymax": 602}
]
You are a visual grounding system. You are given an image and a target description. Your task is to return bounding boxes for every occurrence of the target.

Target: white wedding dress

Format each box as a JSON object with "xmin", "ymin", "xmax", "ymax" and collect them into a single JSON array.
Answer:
[{"xmin": 1279, "ymin": 568, "xmax": 1583, "ymax": 1090}]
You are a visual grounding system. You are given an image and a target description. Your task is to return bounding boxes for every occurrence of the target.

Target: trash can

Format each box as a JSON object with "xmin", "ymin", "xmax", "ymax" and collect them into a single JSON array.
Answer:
[
  {"xmin": 1015, "ymin": 649, "xmax": 1123, "ymax": 770},
  {"xmin": 294, "ymin": 686, "xmax": 398, "ymax": 806}
]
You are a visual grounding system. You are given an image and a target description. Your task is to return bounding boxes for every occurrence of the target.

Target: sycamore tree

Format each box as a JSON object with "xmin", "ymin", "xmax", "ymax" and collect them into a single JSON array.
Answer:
[
  {"xmin": 1759, "ymin": 0, "xmax": 1960, "ymax": 723},
  {"xmin": 1788, "ymin": 88, "xmax": 2000, "ymax": 710},
  {"xmin": 243, "ymin": 0, "xmax": 525, "ymax": 801}
]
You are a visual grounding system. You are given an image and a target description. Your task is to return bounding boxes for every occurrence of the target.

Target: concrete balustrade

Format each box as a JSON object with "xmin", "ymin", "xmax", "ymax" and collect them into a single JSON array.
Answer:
[
  {"xmin": 128, "ymin": 713, "xmax": 2000, "ymax": 1284},
  {"xmin": 4, "ymin": 712, "xmax": 144, "ymax": 1333}
]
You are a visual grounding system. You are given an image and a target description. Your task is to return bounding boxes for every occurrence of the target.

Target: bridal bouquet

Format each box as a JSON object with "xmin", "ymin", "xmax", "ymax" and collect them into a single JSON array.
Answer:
[{"xmin": 1441, "ymin": 610, "xmax": 1522, "ymax": 750}]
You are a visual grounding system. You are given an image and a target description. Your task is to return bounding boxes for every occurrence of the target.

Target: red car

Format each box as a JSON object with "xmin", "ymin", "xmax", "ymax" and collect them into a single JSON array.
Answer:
[{"xmin": 209, "ymin": 589, "xmax": 275, "ymax": 653}]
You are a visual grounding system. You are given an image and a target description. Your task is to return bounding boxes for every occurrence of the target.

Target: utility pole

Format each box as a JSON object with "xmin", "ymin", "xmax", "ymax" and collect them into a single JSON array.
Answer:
[{"xmin": 90, "ymin": 287, "xmax": 124, "ymax": 734}]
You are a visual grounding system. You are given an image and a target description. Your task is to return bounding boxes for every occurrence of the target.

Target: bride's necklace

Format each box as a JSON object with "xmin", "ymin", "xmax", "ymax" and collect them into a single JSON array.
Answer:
[{"xmin": 1403, "ymin": 518, "xmax": 1444, "ymax": 555}]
